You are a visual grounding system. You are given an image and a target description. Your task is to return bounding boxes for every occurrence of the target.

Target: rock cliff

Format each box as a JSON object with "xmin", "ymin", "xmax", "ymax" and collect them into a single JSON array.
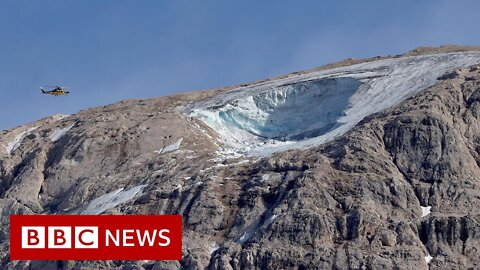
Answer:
[{"xmin": 2, "ymin": 46, "xmax": 480, "ymax": 269}]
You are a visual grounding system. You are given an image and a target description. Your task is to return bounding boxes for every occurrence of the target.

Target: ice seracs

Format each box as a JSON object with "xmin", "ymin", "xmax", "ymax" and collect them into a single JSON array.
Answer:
[
  {"xmin": 215, "ymin": 77, "xmax": 361, "ymax": 141},
  {"xmin": 183, "ymin": 52, "xmax": 480, "ymax": 156}
]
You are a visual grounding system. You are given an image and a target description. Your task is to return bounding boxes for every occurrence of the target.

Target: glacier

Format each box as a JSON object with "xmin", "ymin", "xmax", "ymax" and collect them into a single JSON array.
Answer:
[{"xmin": 182, "ymin": 52, "xmax": 480, "ymax": 155}]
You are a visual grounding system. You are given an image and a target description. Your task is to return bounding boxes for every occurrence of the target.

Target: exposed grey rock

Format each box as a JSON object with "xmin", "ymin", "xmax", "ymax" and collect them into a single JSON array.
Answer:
[{"xmin": 2, "ymin": 46, "xmax": 480, "ymax": 269}]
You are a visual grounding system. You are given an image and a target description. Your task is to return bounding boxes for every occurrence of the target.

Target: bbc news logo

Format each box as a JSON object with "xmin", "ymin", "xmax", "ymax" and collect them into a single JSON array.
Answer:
[
  {"xmin": 20, "ymin": 226, "xmax": 170, "ymax": 249},
  {"xmin": 10, "ymin": 215, "xmax": 182, "ymax": 260}
]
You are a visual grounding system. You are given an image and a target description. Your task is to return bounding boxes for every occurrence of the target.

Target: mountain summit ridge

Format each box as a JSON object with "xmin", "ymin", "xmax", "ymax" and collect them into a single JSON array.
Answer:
[{"xmin": 2, "ymin": 46, "xmax": 480, "ymax": 269}]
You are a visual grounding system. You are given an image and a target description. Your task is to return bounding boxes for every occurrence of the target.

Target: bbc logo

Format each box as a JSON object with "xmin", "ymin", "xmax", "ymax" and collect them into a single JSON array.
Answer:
[{"xmin": 21, "ymin": 226, "xmax": 99, "ymax": 249}]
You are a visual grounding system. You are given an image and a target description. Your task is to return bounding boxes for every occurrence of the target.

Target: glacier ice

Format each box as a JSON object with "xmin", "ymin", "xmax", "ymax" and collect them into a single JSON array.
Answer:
[
  {"xmin": 182, "ymin": 52, "xmax": 480, "ymax": 155},
  {"xmin": 217, "ymin": 77, "xmax": 361, "ymax": 141}
]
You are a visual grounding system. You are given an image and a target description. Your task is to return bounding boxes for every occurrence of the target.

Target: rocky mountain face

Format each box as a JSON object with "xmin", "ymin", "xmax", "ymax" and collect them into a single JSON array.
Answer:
[{"xmin": 2, "ymin": 46, "xmax": 480, "ymax": 269}]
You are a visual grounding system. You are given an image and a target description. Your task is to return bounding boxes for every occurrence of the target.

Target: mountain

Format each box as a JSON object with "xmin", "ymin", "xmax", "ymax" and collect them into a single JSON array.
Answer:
[{"xmin": 2, "ymin": 45, "xmax": 480, "ymax": 269}]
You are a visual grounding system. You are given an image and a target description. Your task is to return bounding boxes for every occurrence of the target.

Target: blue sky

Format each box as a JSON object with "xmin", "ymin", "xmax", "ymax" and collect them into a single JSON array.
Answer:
[{"xmin": 1, "ymin": 0, "xmax": 479, "ymax": 130}]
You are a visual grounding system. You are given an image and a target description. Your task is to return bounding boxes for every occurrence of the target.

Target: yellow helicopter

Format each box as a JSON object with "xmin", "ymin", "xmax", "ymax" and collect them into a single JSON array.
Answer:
[{"xmin": 40, "ymin": 86, "xmax": 70, "ymax": 96}]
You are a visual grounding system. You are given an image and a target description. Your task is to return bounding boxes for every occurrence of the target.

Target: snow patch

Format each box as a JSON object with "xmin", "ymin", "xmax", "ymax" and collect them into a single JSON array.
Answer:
[
  {"xmin": 238, "ymin": 231, "xmax": 254, "ymax": 244},
  {"xmin": 52, "ymin": 114, "xmax": 70, "ymax": 120},
  {"xmin": 5, "ymin": 126, "xmax": 39, "ymax": 154},
  {"xmin": 228, "ymin": 159, "xmax": 250, "ymax": 166},
  {"xmin": 155, "ymin": 138, "xmax": 183, "ymax": 154},
  {"xmin": 421, "ymin": 206, "xmax": 431, "ymax": 217},
  {"xmin": 238, "ymin": 218, "xmax": 264, "ymax": 244},
  {"xmin": 210, "ymin": 147, "xmax": 246, "ymax": 163},
  {"xmin": 264, "ymin": 214, "xmax": 278, "ymax": 226},
  {"xmin": 183, "ymin": 52, "xmax": 480, "ymax": 155},
  {"xmin": 60, "ymin": 159, "xmax": 79, "ymax": 167},
  {"xmin": 81, "ymin": 184, "xmax": 147, "ymax": 214},
  {"xmin": 216, "ymin": 147, "xmax": 244, "ymax": 159},
  {"xmin": 209, "ymin": 242, "xmax": 219, "ymax": 254},
  {"xmin": 261, "ymin": 174, "xmax": 271, "ymax": 182},
  {"xmin": 425, "ymin": 253, "xmax": 433, "ymax": 264},
  {"xmin": 50, "ymin": 124, "xmax": 74, "ymax": 142}
]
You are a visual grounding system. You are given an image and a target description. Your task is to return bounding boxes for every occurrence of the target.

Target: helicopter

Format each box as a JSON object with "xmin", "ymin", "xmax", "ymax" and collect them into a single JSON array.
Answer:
[{"xmin": 40, "ymin": 86, "xmax": 70, "ymax": 96}]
